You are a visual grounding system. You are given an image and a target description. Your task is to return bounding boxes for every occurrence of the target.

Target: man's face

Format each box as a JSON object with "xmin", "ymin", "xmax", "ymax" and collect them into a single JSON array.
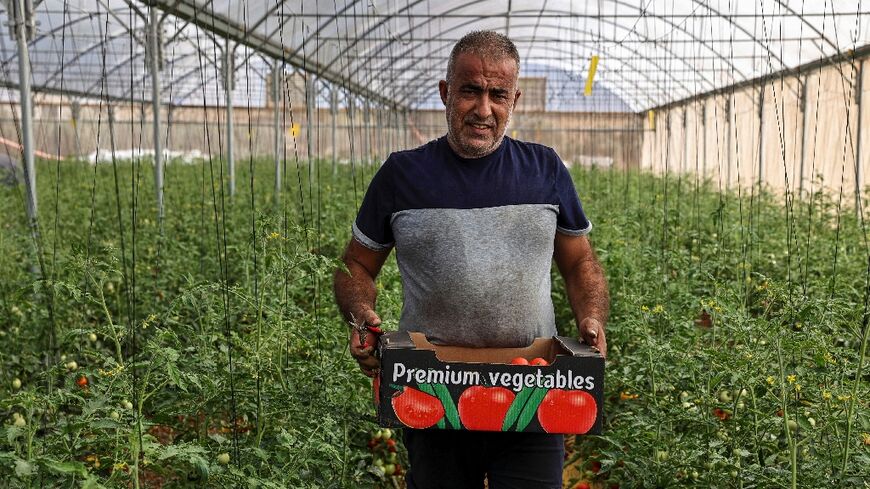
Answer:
[{"xmin": 439, "ymin": 52, "xmax": 521, "ymax": 158}]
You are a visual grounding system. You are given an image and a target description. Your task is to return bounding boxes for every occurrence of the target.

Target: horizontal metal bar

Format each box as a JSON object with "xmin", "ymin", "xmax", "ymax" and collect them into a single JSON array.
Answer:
[
  {"xmin": 148, "ymin": 0, "xmax": 405, "ymax": 110},
  {"xmin": 280, "ymin": 12, "xmax": 870, "ymax": 19}
]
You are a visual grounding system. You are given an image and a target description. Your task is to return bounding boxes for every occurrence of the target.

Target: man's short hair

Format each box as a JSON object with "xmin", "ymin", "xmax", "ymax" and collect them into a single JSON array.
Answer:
[{"xmin": 446, "ymin": 30, "xmax": 520, "ymax": 83}]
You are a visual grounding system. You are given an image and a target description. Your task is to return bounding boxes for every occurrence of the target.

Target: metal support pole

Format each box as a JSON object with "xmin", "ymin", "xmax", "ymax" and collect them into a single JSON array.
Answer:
[
  {"xmin": 385, "ymin": 108, "xmax": 392, "ymax": 158},
  {"xmin": 403, "ymin": 109, "xmax": 410, "ymax": 149},
  {"xmin": 799, "ymin": 75, "xmax": 810, "ymax": 198},
  {"xmin": 682, "ymin": 107, "xmax": 689, "ymax": 175},
  {"xmin": 347, "ymin": 95, "xmax": 356, "ymax": 163},
  {"xmin": 224, "ymin": 40, "xmax": 235, "ymax": 197},
  {"xmin": 272, "ymin": 65, "xmax": 282, "ymax": 205},
  {"xmin": 330, "ymin": 87, "xmax": 338, "ymax": 175},
  {"xmin": 11, "ymin": 0, "xmax": 36, "ymax": 224},
  {"xmin": 854, "ymin": 60, "xmax": 865, "ymax": 216},
  {"xmin": 727, "ymin": 95, "xmax": 733, "ymax": 187},
  {"xmin": 148, "ymin": 7, "xmax": 164, "ymax": 229},
  {"xmin": 376, "ymin": 108, "xmax": 383, "ymax": 163},
  {"xmin": 305, "ymin": 73, "xmax": 315, "ymax": 182},
  {"xmin": 701, "ymin": 102, "xmax": 707, "ymax": 177},
  {"xmin": 363, "ymin": 98, "xmax": 371, "ymax": 165},
  {"xmin": 757, "ymin": 85, "xmax": 765, "ymax": 189}
]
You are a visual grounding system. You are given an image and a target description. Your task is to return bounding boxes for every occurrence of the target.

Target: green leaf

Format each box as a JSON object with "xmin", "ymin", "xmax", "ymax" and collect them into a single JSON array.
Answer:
[
  {"xmin": 14, "ymin": 459, "xmax": 35, "ymax": 478},
  {"xmin": 41, "ymin": 458, "xmax": 88, "ymax": 477},
  {"xmin": 167, "ymin": 362, "xmax": 186, "ymax": 392},
  {"xmin": 81, "ymin": 475, "xmax": 107, "ymax": 489},
  {"xmin": 6, "ymin": 425, "xmax": 24, "ymax": 444},
  {"xmin": 514, "ymin": 388, "xmax": 549, "ymax": 431},
  {"xmin": 502, "ymin": 387, "xmax": 535, "ymax": 431},
  {"xmin": 190, "ymin": 454, "xmax": 209, "ymax": 481},
  {"xmin": 431, "ymin": 384, "xmax": 461, "ymax": 430}
]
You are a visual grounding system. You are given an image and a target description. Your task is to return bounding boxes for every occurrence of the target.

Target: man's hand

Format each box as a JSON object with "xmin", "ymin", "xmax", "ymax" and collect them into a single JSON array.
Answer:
[
  {"xmin": 348, "ymin": 307, "xmax": 382, "ymax": 377},
  {"xmin": 334, "ymin": 238, "xmax": 391, "ymax": 377},
  {"xmin": 580, "ymin": 317, "xmax": 607, "ymax": 359},
  {"xmin": 554, "ymin": 233, "xmax": 610, "ymax": 361}
]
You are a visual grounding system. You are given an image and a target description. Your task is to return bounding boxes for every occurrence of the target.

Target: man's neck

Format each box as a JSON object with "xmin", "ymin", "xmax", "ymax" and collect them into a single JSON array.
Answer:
[{"xmin": 446, "ymin": 134, "xmax": 505, "ymax": 159}]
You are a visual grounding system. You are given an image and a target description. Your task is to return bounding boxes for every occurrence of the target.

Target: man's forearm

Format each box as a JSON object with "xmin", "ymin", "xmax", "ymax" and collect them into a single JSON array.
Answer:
[
  {"xmin": 334, "ymin": 263, "xmax": 377, "ymax": 324},
  {"xmin": 565, "ymin": 257, "xmax": 610, "ymax": 327}
]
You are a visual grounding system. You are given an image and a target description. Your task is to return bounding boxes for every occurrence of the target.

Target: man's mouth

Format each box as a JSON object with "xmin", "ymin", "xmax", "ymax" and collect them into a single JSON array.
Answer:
[{"xmin": 466, "ymin": 122, "xmax": 492, "ymax": 131}]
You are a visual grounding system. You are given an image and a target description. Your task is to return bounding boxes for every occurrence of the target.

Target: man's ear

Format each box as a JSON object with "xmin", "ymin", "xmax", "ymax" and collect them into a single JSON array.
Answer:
[
  {"xmin": 512, "ymin": 90, "xmax": 522, "ymax": 110},
  {"xmin": 439, "ymin": 80, "xmax": 448, "ymax": 106}
]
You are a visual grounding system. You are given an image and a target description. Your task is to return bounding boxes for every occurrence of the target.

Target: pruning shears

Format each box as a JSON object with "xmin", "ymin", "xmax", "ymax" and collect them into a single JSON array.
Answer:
[{"xmin": 350, "ymin": 314, "xmax": 383, "ymax": 352}]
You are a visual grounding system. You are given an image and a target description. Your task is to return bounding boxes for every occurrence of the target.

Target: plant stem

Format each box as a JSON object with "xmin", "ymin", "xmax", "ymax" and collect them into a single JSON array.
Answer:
[
  {"xmin": 840, "ymin": 282, "xmax": 869, "ymax": 480},
  {"xmin": 776, "ymin": 337, "xmax": 797, "ymax": 489}
]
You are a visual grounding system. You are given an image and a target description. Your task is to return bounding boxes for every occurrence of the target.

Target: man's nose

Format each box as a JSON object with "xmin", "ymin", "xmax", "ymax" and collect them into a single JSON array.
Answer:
[{"xmin": 473, "ymin": 94, "xmax": 493, "ymax": 119}]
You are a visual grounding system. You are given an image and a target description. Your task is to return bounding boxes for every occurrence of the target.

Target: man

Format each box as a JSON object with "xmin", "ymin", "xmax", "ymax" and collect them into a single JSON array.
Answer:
[{"xmin": 334, "ymin": 30, "xmax": 609, "ymax": 488}]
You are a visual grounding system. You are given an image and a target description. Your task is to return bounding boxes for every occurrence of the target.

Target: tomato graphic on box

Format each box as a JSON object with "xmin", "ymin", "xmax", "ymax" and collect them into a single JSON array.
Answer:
[
  {"xmin": 537, "ymin": 389, "xmax": 598, "ymax": 434},
  {"xmin": 457, "ymin": 386, "xmax": 515, "ymax": 431},
  {"xmin": 391, "ymin": 386, "xmax": 445, "ymax": 429}
]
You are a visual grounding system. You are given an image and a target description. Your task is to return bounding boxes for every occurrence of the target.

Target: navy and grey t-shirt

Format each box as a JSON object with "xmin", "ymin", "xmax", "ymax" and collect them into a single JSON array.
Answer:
[{"xmin": 353, "ymin": 136, "xmax": 591, "ymax": 348}]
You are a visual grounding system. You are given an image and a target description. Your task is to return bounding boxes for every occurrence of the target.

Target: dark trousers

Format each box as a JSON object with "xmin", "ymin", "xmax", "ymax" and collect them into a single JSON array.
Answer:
[{"xmin": 403, "ymin": 429, "xmax": 564, "ymax": 489}]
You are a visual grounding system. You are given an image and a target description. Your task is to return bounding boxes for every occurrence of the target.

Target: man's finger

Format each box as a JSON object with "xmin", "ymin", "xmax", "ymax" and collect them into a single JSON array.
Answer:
[{"xmin": 350, "ymin": 343, "xmax": 375, "ymax": 359}]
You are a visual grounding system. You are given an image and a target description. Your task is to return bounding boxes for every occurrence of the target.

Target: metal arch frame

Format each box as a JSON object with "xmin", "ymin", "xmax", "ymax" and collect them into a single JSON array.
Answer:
[
  {"xmin": 0, "ymin": 0, "xmax": 856, "ymax": 111},
  {"xmin": 114, "ymin": 45, "xmax": 225, "ymax": 100},
  {"xmin": 0, "ymin": 77, "xmax": 149, "ymax": 103},
  {"xmin": 766, "ymin": 0, "xmax": 854, "ymax": 90},
  {"xmin": 310, "ymin": 2, "xmax": 747, "ymax": 109},
  {"xmin": 688, "ymin": 0, "xmax": 802, "ymax": 94},
  {"xmin": 170, "ymin": 51, "xmax": 267, "ymax": 105},
  {"xmin": 384, "ymin": 39, "xmax": 680, "ymax": 110},
  {"xmin": 38, "ymin": 26, "xmax": 135, "ymax": 88},
  {"xmin": 149, "ymin": 0, "xmax": 402, "ymax": 109},
  {"xmin": 333, "ymin": 18, "xmax": 720, "ymax": 110},
  {"xmin": 111, "ymin": 29, "xmax": 239, "ymax": 99},
  {"xmin": 299, "ymin": 0, "xmax": 774, "ymax": 99},
  {"xmin": 299, "ymin": 0, "xmax": 824, "ymax": 106}
]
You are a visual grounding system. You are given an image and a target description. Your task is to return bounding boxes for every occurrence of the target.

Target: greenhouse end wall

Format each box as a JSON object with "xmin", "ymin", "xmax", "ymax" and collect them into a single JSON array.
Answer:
[
  {"xmin": 0, "ymin": 102, "xmax": 643, "ymax": 170},
  {"xmin": 641, "ymin": 57, "xmax": 869, "ymax": 205}
]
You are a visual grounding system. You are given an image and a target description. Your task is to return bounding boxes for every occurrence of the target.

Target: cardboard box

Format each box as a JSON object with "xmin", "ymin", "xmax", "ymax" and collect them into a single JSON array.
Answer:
[{"xmin": 374, "ymin": 332, "xmax": 604, "ymax": 434}]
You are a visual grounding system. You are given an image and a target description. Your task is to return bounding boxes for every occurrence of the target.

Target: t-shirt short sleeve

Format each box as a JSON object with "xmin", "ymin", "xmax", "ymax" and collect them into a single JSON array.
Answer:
[
  {"xmin": 554, "ymin": 155, "xmax": 592, "ymax": 236},
  {"xmin": 353, "ymin": 160, "xmax": 395, "ymax": 250}
]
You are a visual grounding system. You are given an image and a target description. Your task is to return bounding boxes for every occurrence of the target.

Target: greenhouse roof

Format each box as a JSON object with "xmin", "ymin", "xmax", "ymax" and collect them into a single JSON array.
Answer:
[{"xmin": 1, "ymin": 0, "xmax": 869, "ymax": 112}]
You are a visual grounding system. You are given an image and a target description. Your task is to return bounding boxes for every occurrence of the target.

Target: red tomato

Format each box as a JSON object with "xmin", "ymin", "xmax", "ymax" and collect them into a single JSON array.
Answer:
[
  {"xmin": 458, "ymin": 386, "xmax": 515, "ymax": 431},
  {"xmin": 509, "ymin": 357, "xmax": 529, "ymax": 365},
  {"xmin": 530, "ymin": 357, "xmax": 549, "ymax": 366},
  {"xmin": 537, "ymin": 389, "xmax": 597, "ymax": 434},
  {"xmin": 589, "ymin": 460, "xmax": 601, "ymax": 473},
  {"xmin": 391, "ymin": 387, "xmax": 445, "ymax": 429},
  {"xmin": 76, "ymin": 375, "xmax": 89, "ymax": 388},
  {"xmin": 575, "ymin": 482, "xmax": 592, "ymax": 489}
]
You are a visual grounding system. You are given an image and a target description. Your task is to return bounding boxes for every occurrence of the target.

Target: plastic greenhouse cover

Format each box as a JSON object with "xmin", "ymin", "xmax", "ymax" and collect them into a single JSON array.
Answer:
[{"xmin": 0, "ymin": 0, "xmax": 868, "ymax": 111}]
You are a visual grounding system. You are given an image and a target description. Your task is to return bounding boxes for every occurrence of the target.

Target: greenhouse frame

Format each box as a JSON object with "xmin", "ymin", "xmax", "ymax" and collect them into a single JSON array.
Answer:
[{"xmin": 0, "ymin": 1, "xmax": 867, "ymax": 487}]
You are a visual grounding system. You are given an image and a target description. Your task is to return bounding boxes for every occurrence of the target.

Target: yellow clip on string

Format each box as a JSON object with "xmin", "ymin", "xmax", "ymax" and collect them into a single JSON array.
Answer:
[
  {"xmin": 511, "ymin": 130, "xmax": 517, "ymax": 138},
  {"xmin": 648, "ymin": 110, "xmax": 655, "ymax": 130},
  {"xmin": 290, "ymin": 123, "xmax": 301, "ymax": 137},
  {"xmin": 584, "ymin": 55, "xmax": 599, "ymax": 96}
]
